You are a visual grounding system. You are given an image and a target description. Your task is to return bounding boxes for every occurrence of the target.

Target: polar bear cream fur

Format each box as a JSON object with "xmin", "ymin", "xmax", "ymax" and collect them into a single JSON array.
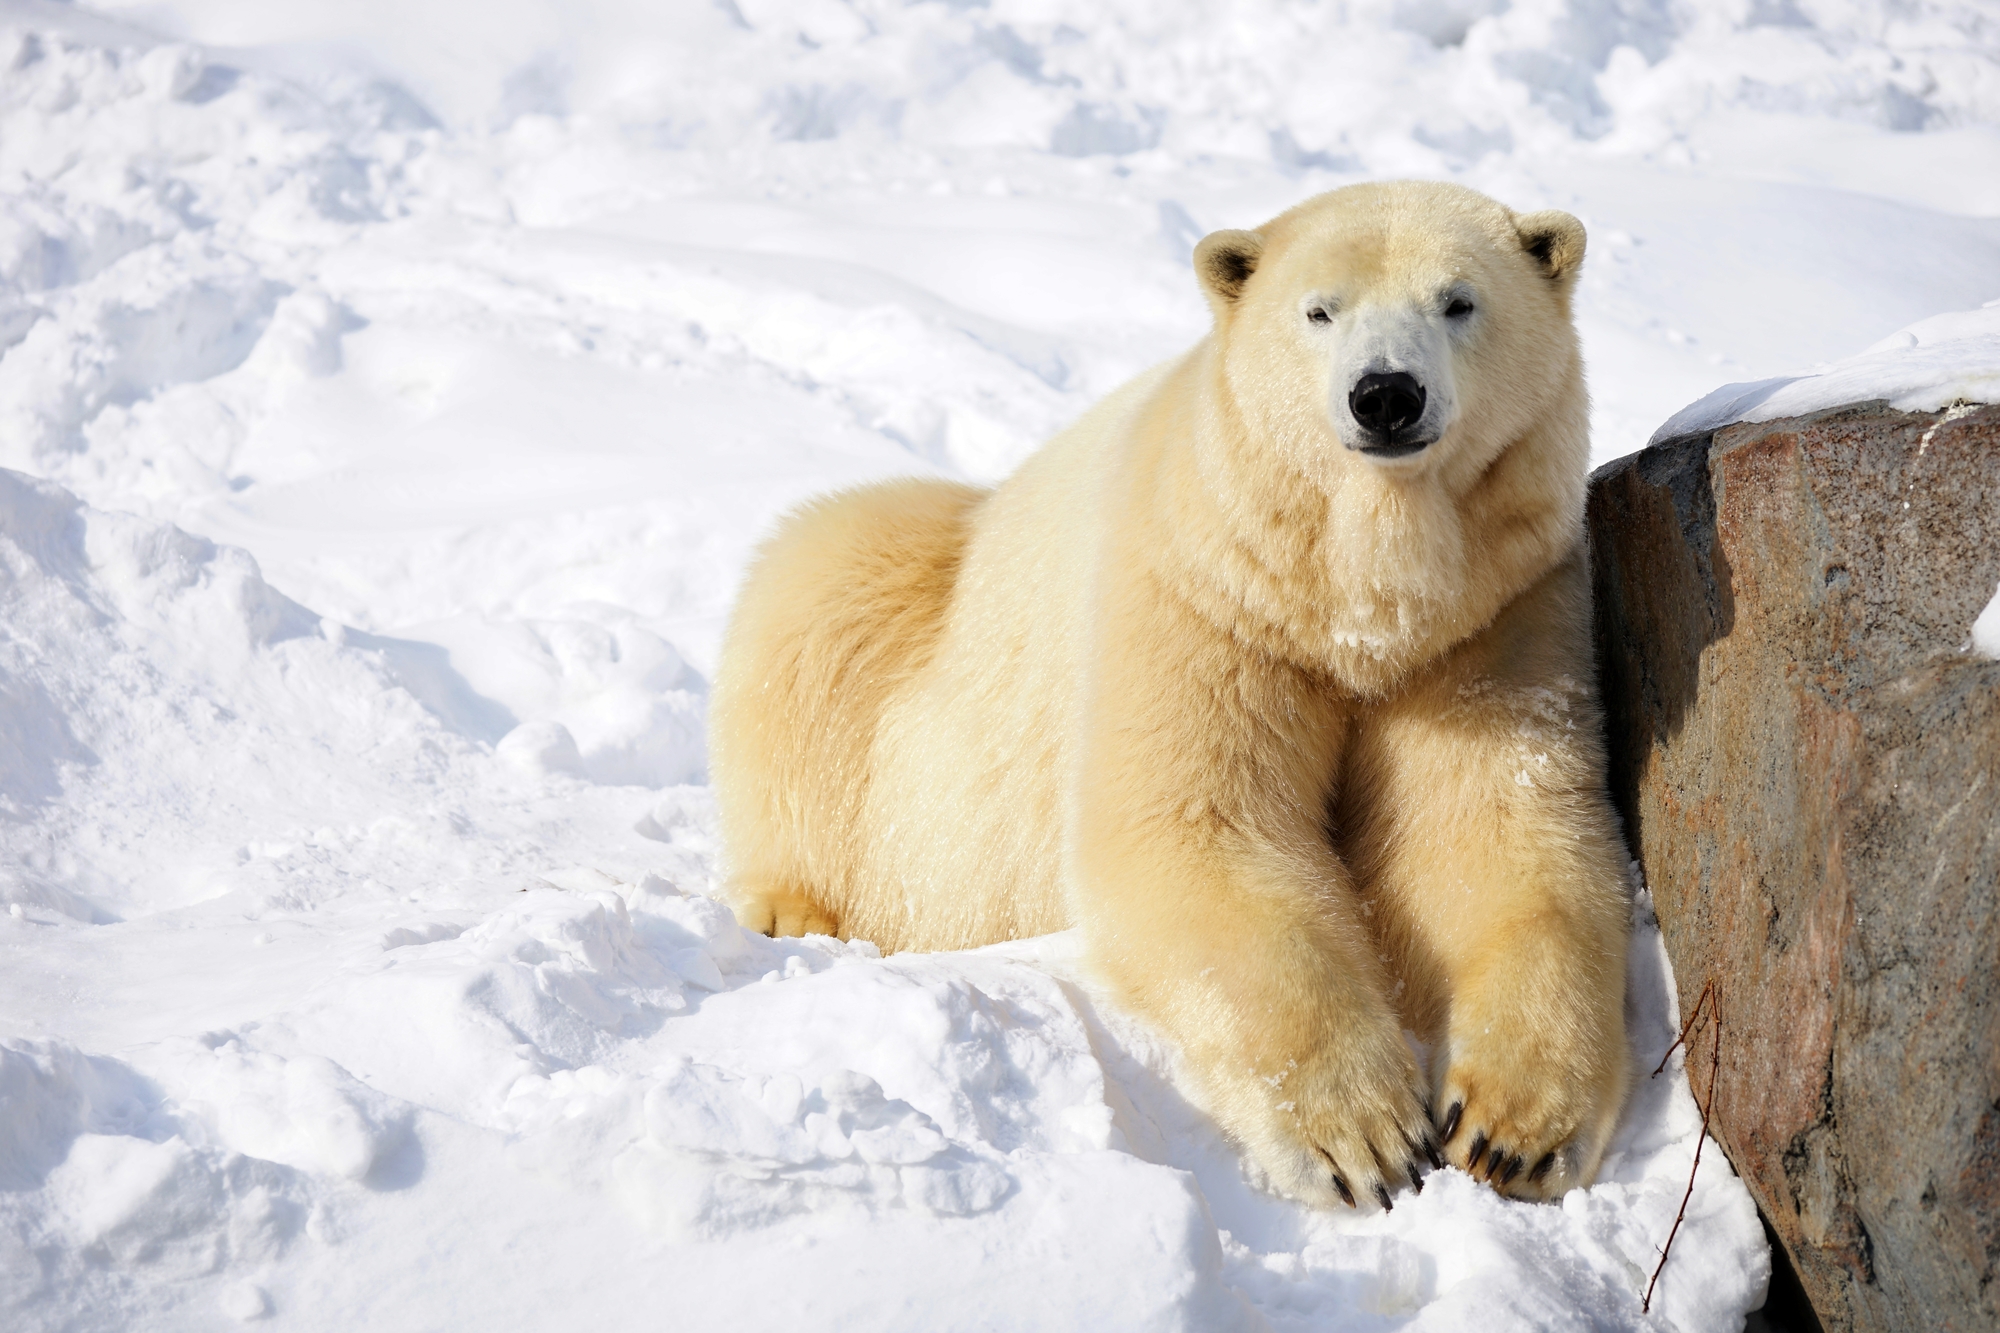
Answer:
[{"xmin": 709, "ymin": 180, "xmax": 1632, "ymax": 1210}]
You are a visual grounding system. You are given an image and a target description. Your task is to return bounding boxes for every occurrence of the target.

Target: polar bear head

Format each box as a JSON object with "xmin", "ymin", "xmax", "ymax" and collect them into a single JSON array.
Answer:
[{"xmin": 1192, "ymin": 181, "xmax": 1586, "ymax": 492}]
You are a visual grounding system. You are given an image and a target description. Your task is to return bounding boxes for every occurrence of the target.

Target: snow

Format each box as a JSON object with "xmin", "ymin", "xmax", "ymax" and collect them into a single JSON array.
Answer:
[
  {"xmin": 1, "ymin": 0, "xmax": 1995, "ymax": 1328},
  {"xmin": 1651, "ymin": 301, "xmax": 2000, "ymax": 444},
  {"xmin": 1970, "ymin": 580, "xmax": 2000, "ymax": 659}
]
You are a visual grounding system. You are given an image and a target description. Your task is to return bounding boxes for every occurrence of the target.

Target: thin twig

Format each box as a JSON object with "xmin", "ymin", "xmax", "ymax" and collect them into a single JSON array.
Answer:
[
  {"xmin": 1643, "ymin": 987, "xmax": 1722, "ymax": 1314},
  {"xmin": 1651, "ymin": 977, "xmax": 1715, "ymax": 1079}
]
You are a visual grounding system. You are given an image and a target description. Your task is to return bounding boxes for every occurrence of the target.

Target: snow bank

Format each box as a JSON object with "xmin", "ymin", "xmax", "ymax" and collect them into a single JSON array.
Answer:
[
  {"xmin": 1651, "ymin": 300, "xmax": 2000, "ymax": 444},
  {"xmin": 81, "ymin": 0, "xmax": 2000, "ymax": 154},
  {"xmin": 0, "ymin": 464, "xmax": 695, "ymax": 923}
]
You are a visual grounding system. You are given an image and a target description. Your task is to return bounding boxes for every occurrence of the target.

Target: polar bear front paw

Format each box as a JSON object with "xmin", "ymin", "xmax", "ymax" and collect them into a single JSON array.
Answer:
[
  {"xmin": 1433, "ymin": 1018, "xmax": 1628, "ymax": 1201},
  {"xmin": 1234, "ymin": 1028, "xmax": 1439, "ymax": 1212}
]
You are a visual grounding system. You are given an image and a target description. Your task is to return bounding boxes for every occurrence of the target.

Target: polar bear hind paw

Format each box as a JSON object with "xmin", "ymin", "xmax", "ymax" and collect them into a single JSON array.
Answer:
[{"xmin": 729, "ymin": 881, "xmax": 842, "ymax": 939}]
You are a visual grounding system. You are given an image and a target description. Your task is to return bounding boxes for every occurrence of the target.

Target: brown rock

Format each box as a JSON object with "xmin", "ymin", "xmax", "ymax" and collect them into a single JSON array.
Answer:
[{"xmin": 1589, "ymin": 402, "xmax": 2000, "ymax": 1333}]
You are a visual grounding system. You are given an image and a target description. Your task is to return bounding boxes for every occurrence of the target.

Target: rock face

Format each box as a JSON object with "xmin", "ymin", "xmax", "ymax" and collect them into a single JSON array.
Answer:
[{"xmin": 1588, "ymin": 402, "xmax": 2000, "ymax": 1333}]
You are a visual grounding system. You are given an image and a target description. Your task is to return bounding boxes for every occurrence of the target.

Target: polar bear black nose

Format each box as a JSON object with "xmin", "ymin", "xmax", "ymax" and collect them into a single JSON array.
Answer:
[{"xmin": 1349, "ymin": 372, "xmax": 1427, "ymax": 436}]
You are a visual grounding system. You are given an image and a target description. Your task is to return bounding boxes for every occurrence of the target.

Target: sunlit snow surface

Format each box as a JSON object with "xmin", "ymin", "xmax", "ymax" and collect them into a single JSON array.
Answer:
[
  {"xmin": 2, "ymin": 0, "xmax": 1997, "ymax": 1328},
  {"xmin": 1653, "ymin": 301, "xmax": 2000, "ymax": 443}
]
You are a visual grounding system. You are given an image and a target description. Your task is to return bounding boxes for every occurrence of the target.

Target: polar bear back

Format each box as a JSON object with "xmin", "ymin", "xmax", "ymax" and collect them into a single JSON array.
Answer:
[{"xmin": 712, "ymin": 362, "xmax": 1174, "ymax": 951}]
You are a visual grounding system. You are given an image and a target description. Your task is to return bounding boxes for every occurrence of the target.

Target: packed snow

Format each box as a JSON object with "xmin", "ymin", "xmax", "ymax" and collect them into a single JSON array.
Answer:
[
  {"xmin": 1971, "ymin": 583, "xmax": 2000, "ymax": 659},
  {"xmin": 2, "ymin": 0, "xmax": 1996, "ymax": 1328},
  {"xmin": 1651, "ymin": 300, "xmax": 2000, "ymax": 443}
]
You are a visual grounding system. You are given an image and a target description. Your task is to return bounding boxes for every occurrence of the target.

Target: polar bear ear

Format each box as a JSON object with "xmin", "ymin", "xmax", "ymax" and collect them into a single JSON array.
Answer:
[
  {"xmin": 1194, "ymin": 229, "xmax": 1265, "ymax": 314},
  {"xmin": 1515, "ymin": 210, "xmax": 1586, "ymax": 285}
]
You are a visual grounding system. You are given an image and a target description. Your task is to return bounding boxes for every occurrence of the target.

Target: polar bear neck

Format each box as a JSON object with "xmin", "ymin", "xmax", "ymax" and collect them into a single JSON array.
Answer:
[{"xmin": 1143, "ymin": 345, "xmax": 1585, "ymax": 697}]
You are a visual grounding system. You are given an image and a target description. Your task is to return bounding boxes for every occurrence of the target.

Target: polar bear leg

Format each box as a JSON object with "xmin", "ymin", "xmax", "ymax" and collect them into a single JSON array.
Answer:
[
  {"xmin": 1073, "ymin": 582, "xmax": 1436, "ymax": 1210},
  {"xmin": 1343, "ymin": 553, "xmax": 1632, "ymax": 1199},
  {"xmin": 709, "ymin": 477, "xmax": 989, "ymax": 951},
  {"xmin": 1080, "ymin": 836, "xmax": 1438, "ymax": 1210}
]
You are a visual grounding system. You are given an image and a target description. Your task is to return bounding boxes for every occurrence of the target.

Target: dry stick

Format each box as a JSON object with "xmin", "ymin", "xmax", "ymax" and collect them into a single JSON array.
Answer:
[
  {"xmin": 1651, "ymin": 977, "xmax": 1715, "ymax": 1079},
  {"xmin": 1643, "ymin": 986, "xmax": 1723, "ymax": 1314}
]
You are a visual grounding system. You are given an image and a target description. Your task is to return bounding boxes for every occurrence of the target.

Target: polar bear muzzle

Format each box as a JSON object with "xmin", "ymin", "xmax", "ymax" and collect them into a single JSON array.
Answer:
[{"xmin": 1347, "ymin": 370, "xmax": 1430, "ymax": 455}]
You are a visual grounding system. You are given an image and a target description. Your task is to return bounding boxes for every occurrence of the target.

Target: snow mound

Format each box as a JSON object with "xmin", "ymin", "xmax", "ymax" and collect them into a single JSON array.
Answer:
[
  {"xmin": 1652, "ymin": 300, "xmax": 2000, "ymax": 444},
  {"xmin": 0, "ymin": 873, "xmax": 1773, "ymax": 1332},
  {"xmin": 82, "ymin": 0, "xmax": 2000, "ymax": 153},
  {"xmin": 0, "ymin": 465, "xmax": 517, "ymax": 921},
  {"xmin": 0, "ymin": 1035, "xmax": 328, "ymax": 1318}
]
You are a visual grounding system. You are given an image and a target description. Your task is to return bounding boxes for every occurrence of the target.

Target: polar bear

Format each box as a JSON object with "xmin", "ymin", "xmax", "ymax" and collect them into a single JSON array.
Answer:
[{"xmin": 709, "ymin": 181, "xmax": 1631, "ymax": 1210}]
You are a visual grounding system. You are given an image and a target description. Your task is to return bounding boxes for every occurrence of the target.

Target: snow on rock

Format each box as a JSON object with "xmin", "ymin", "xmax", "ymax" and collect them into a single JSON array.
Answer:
[
  {"xmin": 1652, "ymin": 300, "xmax": 2000, "ymax": 444},
  {"xmin": 1971, "ymin": 582, "xmax": 2000, "ymax": 659}
]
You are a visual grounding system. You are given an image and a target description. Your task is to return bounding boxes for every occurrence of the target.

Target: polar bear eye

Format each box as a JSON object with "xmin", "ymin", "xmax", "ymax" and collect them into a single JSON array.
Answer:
[
  {"xmin": 1445, "ymin": 296, "xmax": 1476, "ymax": 319},
  {"xmin": 1308, "ymin": 307, "xmax": 1332, "ymax": 325}
]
